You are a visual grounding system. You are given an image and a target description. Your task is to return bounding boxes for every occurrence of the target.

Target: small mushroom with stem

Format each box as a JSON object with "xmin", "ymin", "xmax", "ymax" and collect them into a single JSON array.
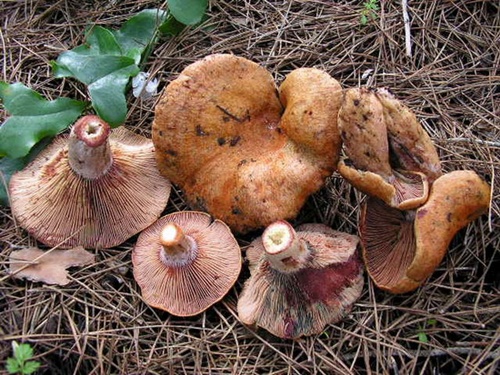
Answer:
[
  {"xmin": 132, "ymin": 211, "xmax": 242, "ymax": 317},
  {"xmin": 337, "ymin": 87, "xmax": 442, "ymax": 210},
  {"xmin": 9, "ymin": 115, "xmax": 171, "ymax": 248},
  {"xmin": 237, "ymin": 220, "xmax": 363, "ymax": 339},
  {"xmin": 153, "ymin": 54, "xmax": 343, "ymax": 233},
  {"xmin": 360, "ymin": 170, "xmax": 491, "ymax": 294}
]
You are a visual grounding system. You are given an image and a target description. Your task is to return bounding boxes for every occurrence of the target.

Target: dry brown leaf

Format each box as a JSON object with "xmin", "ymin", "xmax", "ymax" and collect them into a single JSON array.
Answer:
[{"xmin": 9, "ymin": 246, "xmax": 95, "ymax": 285}]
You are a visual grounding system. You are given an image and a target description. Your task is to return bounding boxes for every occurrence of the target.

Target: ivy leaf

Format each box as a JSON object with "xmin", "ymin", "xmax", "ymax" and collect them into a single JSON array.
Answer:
[
  {"xmin": 0, "ymin": 82, "xmax": 86, "ymax": 159},
  {"xmin": 159, "ymin": 13, "xmax": 187, "ymax": 36},
  {"xmin": 0, "ymin": 138, "xmax": 52, "ymax": 206},
  {"xmin": 113, "ymin": 9, "xmax": 167, "ymax": 63},
  {"xmin": 168, "ymin": 0, "xmax": 208, "ymax": 25},
  {"xmin": 52, "ymin": 9, "xmax": 166, "ymax": 127}
]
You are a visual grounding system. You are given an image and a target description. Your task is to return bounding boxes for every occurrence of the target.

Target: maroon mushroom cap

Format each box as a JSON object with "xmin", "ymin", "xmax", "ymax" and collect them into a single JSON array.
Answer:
[{"xmin": 238, "ymin": 221, "xmax": 363, "ymax": 339}]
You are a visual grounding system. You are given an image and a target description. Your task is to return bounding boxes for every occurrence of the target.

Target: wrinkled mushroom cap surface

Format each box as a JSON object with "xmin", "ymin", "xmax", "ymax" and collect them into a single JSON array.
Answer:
[
  {"xmin": 132, "ymin": 211, "xmax": 242, "ymax": 316},
  {"xmin": 338, "ymin": 87, "xmax": 441, "ymax": 210},
  {"xmin": 153, "ymin": 54, "xmax": 342, "ymax": 233},
  {"xmin": 238, "ymin": 223, "xmax": 363, "ymax": 339},
  {"xmin": 361, "ymin": 170, "xmax": 490, "ymax": 294},
  {"xmin": 9, "ymin": 126, "xmax": 171, "ymax": 249}
]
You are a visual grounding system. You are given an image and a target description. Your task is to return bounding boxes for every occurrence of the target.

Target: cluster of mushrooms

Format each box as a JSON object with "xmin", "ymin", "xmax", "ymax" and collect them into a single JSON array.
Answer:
[{"xmin": 8, "ymin": 54, "xmax": 490, "ymax": 339}]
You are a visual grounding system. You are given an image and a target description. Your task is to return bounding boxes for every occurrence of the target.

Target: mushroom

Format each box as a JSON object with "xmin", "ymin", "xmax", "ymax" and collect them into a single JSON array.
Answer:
[
  {"xmin": 153, "ymin": 54, "xmax": 343, "ymax": 233},
  {"xmin": 9, "ymin": 115, "xmax": 171, "ymax": 249},
  {"xmin": 237, "ymin": 220, "xmax": 363, "ymax": 339},
  {"xmin": 360, "ymin": 170, "xmax": 491, "ymax": 294},
  {"xmin": 132, "ymin": 211, "xmax": 242, "ymax": 316},
  {"xmin": 337, "ymin": 87, "xmax": 441, "ymax": 210}
]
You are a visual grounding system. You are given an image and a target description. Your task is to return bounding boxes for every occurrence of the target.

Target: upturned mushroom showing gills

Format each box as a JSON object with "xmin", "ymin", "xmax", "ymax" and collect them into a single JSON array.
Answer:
[
  {"xmin": 153, "ymin": 54, "xmax": 343, "ymax": 233},
  {"xmin": 337, "ymin": 87, "xmax": 442, "ymax": 210},
  {"xmin": 9, "ymin": 115, "xmax": 171, "ymax": 249},
  {"xmin": 360, "ymin": 170, "xmax": 490, "ymax": 294},
  {"xmin": 132, "ymin": 211, "xmax": 242, "ymax": 317},
  {"xmin": 237, "ymin": 220, "xmax": 363, "ymax": 339}
]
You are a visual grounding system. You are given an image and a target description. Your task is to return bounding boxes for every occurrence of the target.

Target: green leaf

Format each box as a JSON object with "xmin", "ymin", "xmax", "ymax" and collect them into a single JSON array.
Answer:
[
  {"xmin": 417, "ymin": 331, "xmax": 429, "ymax": 343},
  {"xmin": 0, "ymin": 138, "xmax": 52, "ymax": 206},
  {"xmin": 168, "ymin": 0, "xmax": 208, "ymax": 25},
  {"xmin": 113, "ymin": 9, "xmax": 167, "ymax": 63},
  {"xmin": 51, "ymin": 9, "xmax": 165, "ymax": 126},
  {"xmin": 14, "ymin": 343, "xmax": 34, "ymax": 363},
  {"xmin": 0, "ymin": 82, "xmax": 86, "ymax": 158},
  {"xmin": 6, "ymin": 357, "xmax": 21, "ymax": 374},
  {"xmin": 159, "ymin": 13, "xmax": 186, "ymax": 36},
  {"xmin": 22, "ymin": 361, "xmax": 41, "ymax": 374}
]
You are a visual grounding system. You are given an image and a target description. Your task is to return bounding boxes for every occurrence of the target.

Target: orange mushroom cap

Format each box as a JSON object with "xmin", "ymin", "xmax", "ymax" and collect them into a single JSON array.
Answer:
[
  {"xmin": 238, "ymin": 221, "xmax": 363, "ymax": 339},
  {"xmin": 338, "ymin": 87, "xmax": 441, "ymax": 210},
  {"xmin": 360, "ymin": 170, "xmax": 491, "ymax": 293},
  {"xmin": 9, "ymin": 115, "xmax": 171, "ymax": 249},
  {"xmin": 153, "ymin": 54, "xmax": 343, "ymax": 233},
  {"xmin": 132, "ymin": 211, "xmax": 242, "ymax": 317}
]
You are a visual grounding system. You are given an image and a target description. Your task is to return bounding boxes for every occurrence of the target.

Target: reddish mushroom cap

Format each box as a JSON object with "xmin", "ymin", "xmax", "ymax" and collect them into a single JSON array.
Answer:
[
  {"xmin": 132, "ymin": 211, "xmax": 242, "ymax": 316},
  {"xmin": 9, "ymin": 115, "xmax": 171, "ymax": 249},
  {"xmin": 360, "ymin": 170, "xmax": 491, "ymax": 293},
  {"xmin": 153, "ymin": 54, "xmax": 343, "ymax": 233},
  {"xmin": 238, "ymin": 221, "xmax": 363, "ymax": 339}
]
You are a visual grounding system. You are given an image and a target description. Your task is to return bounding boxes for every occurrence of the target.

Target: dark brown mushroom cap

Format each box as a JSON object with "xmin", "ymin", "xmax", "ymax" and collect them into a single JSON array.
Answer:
[
  {"xmin": 337, "ymin": 87, "xmax": 441, "ymax": 210},
  {"xmin": 9, "ymin": 117, "xmax": 171, "ymax": 249},
  {"xmin": 132, "ymin": 211, "xmax": 242, "ymax": 317},
  {"xmin": 360, "ymin": 170, "xmax": 491, "ymax": 294},
  {"xmin": 238, "ymin": 222, "xmax": 363, "ymax": 339},
  {"xmin": 153, "ymin": 54, "xmax": 342, "ymax": 233}
]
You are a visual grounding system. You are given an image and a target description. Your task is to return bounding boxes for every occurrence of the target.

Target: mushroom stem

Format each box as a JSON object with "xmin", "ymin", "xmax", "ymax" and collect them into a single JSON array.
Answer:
[
  {"xmin": 159, "ymin": 223, "xmax": 198, "ymax": 267},
  {"xmin": 262, "ymin": 221, "xmax": 309, "ymax": 273},
  {"xmin": 68, "ymin": 115, "xmax": 113, "ymax": 180}
]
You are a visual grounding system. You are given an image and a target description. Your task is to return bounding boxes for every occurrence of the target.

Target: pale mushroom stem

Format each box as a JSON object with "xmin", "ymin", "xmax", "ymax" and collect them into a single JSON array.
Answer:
[
  {"xmin": 159, "ymin": 223, "xmax": 198, "ymax": 268},
  {"xmin": 68, "ymin": 115, "xmax": 113, "ymax": 180},
  {"xmin": 262, "ymin": 221, "xmax": 309, "ymax": 273}
]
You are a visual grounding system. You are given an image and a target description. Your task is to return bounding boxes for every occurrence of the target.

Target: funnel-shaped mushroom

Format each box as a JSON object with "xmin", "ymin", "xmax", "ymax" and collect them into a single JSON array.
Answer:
[
  {"xmin": 337, "ymin": 88, "xmax": 441, "ymax": 210},
  {"xmin": 360, "ymin": 170, "xmax": 490, "ymax": 293},
  {"xmin": 9, "ymin": 115, "xmax": 171, "ymax": 248},
  {"xmin": 153, "ymin": 54, "xmax": 343, "ymax": 233},
  {"xmin": 132, "ymin": 211, "xmax": 242, "ymax": 316},
  {"xmin": 237, "ymin": 221, "xmax": 363, "ymax": 339}
]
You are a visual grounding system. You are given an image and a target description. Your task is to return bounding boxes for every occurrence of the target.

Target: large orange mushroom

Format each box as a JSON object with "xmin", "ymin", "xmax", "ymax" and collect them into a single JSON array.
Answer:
[
  {"xmin": 360, "ymin": 170, "xmax": 491, "ymax": 293},
  {"xmin": 153, "ymin": 54, "xmax": 343, "ymax": 233}
]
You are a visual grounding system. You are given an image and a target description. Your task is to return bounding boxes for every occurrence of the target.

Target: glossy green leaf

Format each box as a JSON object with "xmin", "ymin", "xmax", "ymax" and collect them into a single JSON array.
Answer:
[
  {"xmin": 168, "ymin": 0, "xmax": 208, "ymax": 25},
  {"xmin": 0, "ymin": 82, "xmax": 85, "ymax": 159},
  {"xmin": 0, "ymin": 138, "xmax": 52, "ymax": 206},
  {"xmin": 159, "ymin": 13, "xmax": 186, "ymax": 36},
  {"xmin": 52, "ymin": 9, "xmax": 165, "ymax": 126},
  {"xmin": 113, "ymin": 9, "xmax": 166, "ymax": 63}
]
